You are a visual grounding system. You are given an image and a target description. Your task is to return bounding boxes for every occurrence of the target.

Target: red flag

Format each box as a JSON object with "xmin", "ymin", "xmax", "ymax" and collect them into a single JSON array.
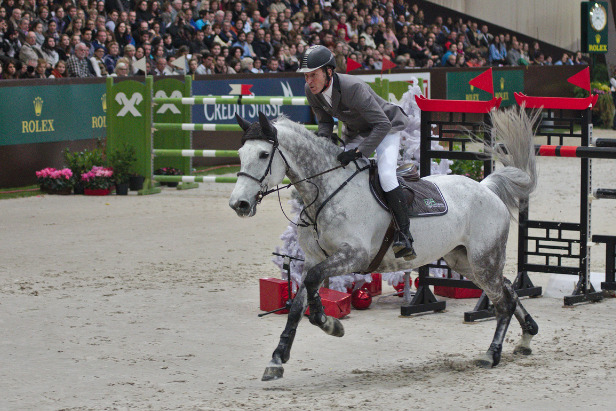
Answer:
[
  {"xmin": 468, "ymin": 68, "xmax": 494, "ymax": 96},
  {"xmin": 346, "ymin": 57, "xmax": 363, "ymax": 73},
  {"xmin": 380, "ymin": 58, "xmax": 397, "ymax": 72},
  {"xmin": 567, "ymin": 67, "xmax": 590, "ymax": 92}
]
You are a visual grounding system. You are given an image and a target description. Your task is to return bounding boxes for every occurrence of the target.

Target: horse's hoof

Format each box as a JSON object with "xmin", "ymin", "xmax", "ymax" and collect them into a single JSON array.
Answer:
[
  {"xmin": 513, "ymin": 345, "xmax": 532, "ymax": 356},
  {"xmin": 322, "ymin": 316, "xmax": 345, "ymax": 337},
  {"xmin": 262, "ymin": 366, "xmax": 284, "ymax": 381},
  {"xmin": 474, "ymin": 353, "xmax": 493, "ymax": 368}
]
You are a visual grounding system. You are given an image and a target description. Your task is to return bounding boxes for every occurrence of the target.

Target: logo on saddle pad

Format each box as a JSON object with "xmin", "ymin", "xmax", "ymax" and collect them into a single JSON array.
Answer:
[{"xmin": 424, "ymin": 198, "xmax": 443, "ymax": 208}]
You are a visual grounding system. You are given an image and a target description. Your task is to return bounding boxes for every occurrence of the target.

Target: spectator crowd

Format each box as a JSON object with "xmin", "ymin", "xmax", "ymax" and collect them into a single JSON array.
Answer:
[{"xmin": 0, "ymin": 0, "xmax": 588, "ymax": 80}]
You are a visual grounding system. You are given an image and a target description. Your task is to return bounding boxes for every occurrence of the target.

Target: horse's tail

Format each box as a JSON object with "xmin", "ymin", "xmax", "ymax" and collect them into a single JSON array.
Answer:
[{"xmin": 480, "ymin": 106, "xmax": 539, "ymax": 219}]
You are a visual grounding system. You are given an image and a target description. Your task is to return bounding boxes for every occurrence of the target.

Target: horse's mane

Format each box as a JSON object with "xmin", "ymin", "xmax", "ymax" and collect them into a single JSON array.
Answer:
[{"xmin": 274, "ymin": 115, "xmax": 342, "ymax": 159}]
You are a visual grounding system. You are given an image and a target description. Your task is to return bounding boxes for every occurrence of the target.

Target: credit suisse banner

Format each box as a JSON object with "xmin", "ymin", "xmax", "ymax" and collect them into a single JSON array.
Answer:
[{"xmin": 191, "ymin": 72, "xmax": 430, "ymax": 124}]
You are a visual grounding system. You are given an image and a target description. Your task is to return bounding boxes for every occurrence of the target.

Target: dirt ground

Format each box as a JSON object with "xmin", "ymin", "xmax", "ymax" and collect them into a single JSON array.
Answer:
[{"xmin": 2, "ymin": 130, "xmax": 616, "ymax": 410}]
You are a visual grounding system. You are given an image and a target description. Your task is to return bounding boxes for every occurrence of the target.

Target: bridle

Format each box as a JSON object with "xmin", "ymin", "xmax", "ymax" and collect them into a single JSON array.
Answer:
[
  {"xmin": 236, "ymin": 135, "xmax": 368, "ymax": 233},
  {"xmin": 236, "ymin": 136, "xmax": 291, "ymax": 203}
]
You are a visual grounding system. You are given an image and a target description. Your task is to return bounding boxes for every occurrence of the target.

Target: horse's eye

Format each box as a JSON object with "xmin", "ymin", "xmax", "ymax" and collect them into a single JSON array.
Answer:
[{"xmin": 259, "ymin": 151, "xmax": 269, "ymax": 159}]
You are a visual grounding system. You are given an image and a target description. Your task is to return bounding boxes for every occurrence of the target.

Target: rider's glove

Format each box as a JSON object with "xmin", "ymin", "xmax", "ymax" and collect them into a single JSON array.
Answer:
[{"xmin": 337, "ymin": 149, "xmax": 362, "ymax": 166}]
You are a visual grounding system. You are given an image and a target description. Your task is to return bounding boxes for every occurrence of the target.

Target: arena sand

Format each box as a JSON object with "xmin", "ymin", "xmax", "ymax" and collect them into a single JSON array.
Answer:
[{"xmin": 2, "ymin": 130, "xmax": 616, "ymax": 410}]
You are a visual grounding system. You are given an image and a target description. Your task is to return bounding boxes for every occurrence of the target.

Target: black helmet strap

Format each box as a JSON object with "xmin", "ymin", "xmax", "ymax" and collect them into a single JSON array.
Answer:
[{"xmin": 318, "ymin": 67, "xmax": 333, "ymax": 94}]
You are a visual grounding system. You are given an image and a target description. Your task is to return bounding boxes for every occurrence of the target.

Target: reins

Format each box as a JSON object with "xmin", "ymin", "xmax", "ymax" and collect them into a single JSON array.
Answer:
[{"xmin": 237, "ymin": 137, "xmax": 369, "ymax": 232}]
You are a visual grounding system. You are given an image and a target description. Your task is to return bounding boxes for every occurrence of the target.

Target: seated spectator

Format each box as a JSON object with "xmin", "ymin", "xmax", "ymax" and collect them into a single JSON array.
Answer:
[
  {"xmin": 103, "ymin": 41, "xmax": 120, "ymax": 73},
  {"xmin": 33, "ymin": 57, "xmax": 47, "ymax": 78},
  {"xmin": 66, "ymin": 42, "xmax": 93, "ymax": 77},
  {"xmin": 56, "ymin": 34, "xmax": 71, "ymax": 62},
  {"xmin": 506, "ymin": 39, "xmax": 526, "ymax": 66},
  {"xmin": 19, "ymin": 31, "xmax": 42, "ymax": 65},
  {"xmin": 90, "ymin": 44, "xmax": 107, "ymax": 76},
  {"xmin": 187, "ymin": 57, "xmax": 199, "ymax": 75},
  {"xmin": 40, "ymin": 36, "xmax": 59, "ymax": 68},
  {"xmin": 554, "ymin": 52, "xmax": 573, "ymax": 65},
  {"xmin": 573, "ymin": 51, "xmax": 587, "ymax": 65},
  {"xmin": 488, "ymin": 35, "xmax": 506, "ymax": 65},
  {"xmin": 240, "ymin": 56, "xmax": 253, "ymax": 73},
  {"xmin": 252, "ymin": 57, "xmax": 264, "ymax": 73},
  {"xmin": 32, "ymin": 20, "xmax": 45, "ymax": 46},
  {"xmin": 227, "ymin": 57, "xmax": 241, "ymax": 73},
  {"xmin": 115, "ymin": 21, "xmax": 135, "ymax": 53},
  {"xmin": 111, "ymin": 60, "xmax": 130, "ymax": 76},
  {"xmin": 48, "ymin": 59, "xmax": 66, "ymax": 78},
  {"xmin": 154, "ymin": 56, "xmax": 173, "ymax": 75},
  {"xmin": 213, "ymin": 54, "xmax": 233, "ymax": 74},
  {"xmin": 1, "ymin": 59, "xmax": 18, "ymax": 79},
  {"xmin": 196, "ymin": 52, "xmax": 214, "ymax": 74}
]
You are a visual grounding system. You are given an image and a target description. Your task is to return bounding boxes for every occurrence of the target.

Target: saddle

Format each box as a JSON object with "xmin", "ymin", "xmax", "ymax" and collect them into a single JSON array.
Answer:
[
  {"xmin": 361, "ymin": 161, "xmax": 448, "ymax": 273},
  {"xmin": 369, "ymin": 161, "xmax": 448, "ymax": 217}
]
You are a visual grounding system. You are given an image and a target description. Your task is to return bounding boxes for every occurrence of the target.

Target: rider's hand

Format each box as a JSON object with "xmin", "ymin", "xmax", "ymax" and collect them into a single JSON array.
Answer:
[{"xmin": 337, "ymin": 149, "xmax": 361, "ymax": 166}]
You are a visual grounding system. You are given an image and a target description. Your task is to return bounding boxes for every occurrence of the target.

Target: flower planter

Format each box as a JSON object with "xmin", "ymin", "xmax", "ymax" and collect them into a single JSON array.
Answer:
[
  {"xmin": 115, "ymin": 183, "xmax": 129, "ymax": 195},
  {"xmin": 42, "ymin": 187, "xmax": 72, "ymax": 195},
  {"xmin": 84, "ymin": 188, "xmax": 111, "ymax": 196},
  {"xmin": 129, "ymin": 175, "xmax": 145, "ymax": 191}
]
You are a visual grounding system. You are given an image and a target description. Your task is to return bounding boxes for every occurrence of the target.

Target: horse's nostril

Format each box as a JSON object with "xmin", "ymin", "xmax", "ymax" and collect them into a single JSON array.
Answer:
[{"xmin": 237, "ymin": 200, "xmax": 250, "ymax": 211}]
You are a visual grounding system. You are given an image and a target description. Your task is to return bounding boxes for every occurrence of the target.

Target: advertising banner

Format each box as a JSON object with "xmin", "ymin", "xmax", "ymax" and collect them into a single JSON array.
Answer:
[
  {"xmin": 446, "ymin": 70, "xmax": 523, "ymax": 107},
  {"xmin": 0, "ymin": 83, "xmax": 106, "ymax": 146},
  {"xmin": 192, "ymin": 77, "xmax": 311, "ymax": 124}
]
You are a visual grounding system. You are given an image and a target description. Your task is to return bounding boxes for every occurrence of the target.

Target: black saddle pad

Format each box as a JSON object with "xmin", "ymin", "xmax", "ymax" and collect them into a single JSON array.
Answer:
[{"xmin": 369, "ymin": 162, "xmax": 448, "ymax": 217}]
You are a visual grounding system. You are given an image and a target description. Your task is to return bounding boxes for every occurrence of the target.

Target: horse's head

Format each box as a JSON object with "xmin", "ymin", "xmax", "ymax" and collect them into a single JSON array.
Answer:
[{"xmin": 229, "ymin": 112, "xmax": 288, "ymax": 217}]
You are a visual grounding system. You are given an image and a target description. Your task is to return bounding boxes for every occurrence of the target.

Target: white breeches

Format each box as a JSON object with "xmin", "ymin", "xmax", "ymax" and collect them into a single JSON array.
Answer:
[
  {"xmin": 345, "ymin": 131, "xmax": 401, "ymax": 192},
  {"xmin": 375, "ymin": 131, "xmax": 401, "ymax": 192}
]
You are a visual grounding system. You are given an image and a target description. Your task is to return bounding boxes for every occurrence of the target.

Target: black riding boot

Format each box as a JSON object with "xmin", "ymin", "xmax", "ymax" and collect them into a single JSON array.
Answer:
[{"xmin": 385, "ymin": 186, "xmax": 417, "ymax": 260}]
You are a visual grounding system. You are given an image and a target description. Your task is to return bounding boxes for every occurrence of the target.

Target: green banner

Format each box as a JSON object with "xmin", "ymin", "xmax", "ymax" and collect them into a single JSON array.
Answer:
[
  {"xmin": 446, "ymin": 70, "xmax": 524, "ymax": 107},
  {"xmin": 0, "ymin": 83, "xmax": 106, "ymax": 146},
  {"xmin": 153, "ymin": 77, "xmax": 190, "ymax": 173},
  {"xmin": 106, "ymin": 78, "xmax": 149, "ymax": 178}
]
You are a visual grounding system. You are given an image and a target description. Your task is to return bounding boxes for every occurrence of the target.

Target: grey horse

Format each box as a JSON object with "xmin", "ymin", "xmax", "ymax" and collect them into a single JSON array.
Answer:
[{"xmin": 229, "ymin": 107, "xmax": 539, "ymax": 381}]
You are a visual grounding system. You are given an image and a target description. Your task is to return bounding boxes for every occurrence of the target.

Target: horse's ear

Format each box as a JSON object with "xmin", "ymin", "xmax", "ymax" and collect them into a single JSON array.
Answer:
[
  {"xmin": 236, "ymin": 113, "xmax": 251, "ymax": 131},
  {"xmin": 258, "ymin": 111, "xmax": 277, "ymax": 140}
]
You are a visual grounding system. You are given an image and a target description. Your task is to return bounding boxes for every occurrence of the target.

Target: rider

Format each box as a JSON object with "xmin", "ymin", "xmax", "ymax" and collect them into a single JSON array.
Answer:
[{"xmin": 298, "ymin": 45, "xmax": 416, "ymax": 260}]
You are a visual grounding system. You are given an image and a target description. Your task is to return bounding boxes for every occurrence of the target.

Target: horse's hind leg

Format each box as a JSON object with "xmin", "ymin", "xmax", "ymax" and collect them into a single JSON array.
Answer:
[
  {"xmin": 474, "ymin": 275, "xmax": 517, "ymax": 368},
  {"xmin": 262, "ymin": 286, "xmax": 308, "ymax": 381},
  {"xmin": 510, "ymin": 282, "xmax": 539, "ymax": 355}
]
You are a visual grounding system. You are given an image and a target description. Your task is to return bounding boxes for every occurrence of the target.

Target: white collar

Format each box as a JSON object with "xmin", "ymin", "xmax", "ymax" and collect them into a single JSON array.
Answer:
[{"xmin": 322, "ymin": 77, "xmax": 334, "ymax": 106}]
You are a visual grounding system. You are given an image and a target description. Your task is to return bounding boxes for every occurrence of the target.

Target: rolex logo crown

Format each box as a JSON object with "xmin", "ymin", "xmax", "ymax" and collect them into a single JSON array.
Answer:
[
  {"xmin": 34, "ymin": 97, "xmax": 43, "ymax": 117},
  {"xmin": 596, "ymin": 34, "xmax": 601, "ymax": 43},
  {"xmin": 101, "ymin": 93, "xmax": 107, "ymax": 112}
]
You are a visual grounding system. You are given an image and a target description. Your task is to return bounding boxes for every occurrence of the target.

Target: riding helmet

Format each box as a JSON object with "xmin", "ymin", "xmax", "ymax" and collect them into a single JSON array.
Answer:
[{"xmin": 297, "ymin": 45, "xmax": 336, "ymax": 73}]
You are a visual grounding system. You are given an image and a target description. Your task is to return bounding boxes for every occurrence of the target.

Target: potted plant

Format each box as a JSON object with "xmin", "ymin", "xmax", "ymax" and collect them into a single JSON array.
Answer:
[
  {"xmin": 63, "ymin": 147, "xmax": 105, "ymax": 194},
  {"xmin": 155, "ymin": 167, "xmax": 182, "ymax": 187},
  {"xmin": 108, "ymin": 143, "xmax": 137, "ymax": 195},
  {"xmin": 81, "ymin": 166, "xmax": 114, "ymax": 195},
  {"xmin": 35, "ymin": 167, "xmax": 74, "ymax": 194}
]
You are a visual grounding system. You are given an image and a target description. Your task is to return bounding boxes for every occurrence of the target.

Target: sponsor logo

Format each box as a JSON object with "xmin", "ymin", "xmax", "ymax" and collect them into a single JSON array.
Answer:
[
  {"xmin": 155, "ymin": 90, "xmax": 182, "ymax": 114},
  {"xmin": 115, "ymin": 92, "xmax": 143, "ymax": 117},
  {"xmin": 22, "ymin": 96, "xmax": 54, "ymax": 133}
]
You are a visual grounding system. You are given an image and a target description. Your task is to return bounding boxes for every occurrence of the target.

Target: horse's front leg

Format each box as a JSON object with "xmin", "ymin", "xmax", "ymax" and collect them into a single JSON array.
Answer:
[
  {"xmin": 304, "ymin": 243, "xmax": 369, "ymax": 336},
  {"xmin": 262, "ymin": 285, "xmax": 307, "ymax": 381}
]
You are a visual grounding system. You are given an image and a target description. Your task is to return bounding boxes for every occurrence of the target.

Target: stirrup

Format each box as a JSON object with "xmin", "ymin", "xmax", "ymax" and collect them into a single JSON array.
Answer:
[{"xmin": 392, "ymin": 233, "xmax": 417, "ymax": 260}]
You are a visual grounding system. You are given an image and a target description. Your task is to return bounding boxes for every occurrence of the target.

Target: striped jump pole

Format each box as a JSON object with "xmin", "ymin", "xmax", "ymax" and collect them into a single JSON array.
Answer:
[
  {"xmin": 154, "ymin": 175, "xmax": 291, "ymax": 184},
  {"xmin": 153, "ymin": 95, "xmax": 309, "ymax": 106},
  {"xmin": 154, "ymin": 149, "xmax": 238, "ymax": 157},
  {"xmin": 535, "ymin": 145, "xmax": 616, "ymax": 159},
  {"xmin": 153, "ymin": 123, "xmax": 318, "ymax": 131},
  {"xmin": 591, "ymin": 188, "xmax": 616, "ymax": 200},
  {"xmin": 592, "ymin": 138, "xmax": 616, "ymax": 148}
]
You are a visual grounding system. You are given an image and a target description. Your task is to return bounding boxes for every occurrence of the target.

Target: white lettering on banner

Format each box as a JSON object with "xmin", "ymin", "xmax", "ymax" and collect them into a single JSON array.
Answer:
[
  {"xmin": 204, "ymin": 104, "xmax": 255, "ymax": 121},
  {"xmin": 280, "ymin": 81, "xmax": 293, "ymax": 97},
  {"xmin": 155, "ymin": 90, "xmax": 182, "ymax": 114},
  {"xmin": 247, "ymin": 104, "xmax": 281, "ymax": 118},
  {"xmin": 115, "ymin": 92, "xmax": 143, "ymax": 117}
]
